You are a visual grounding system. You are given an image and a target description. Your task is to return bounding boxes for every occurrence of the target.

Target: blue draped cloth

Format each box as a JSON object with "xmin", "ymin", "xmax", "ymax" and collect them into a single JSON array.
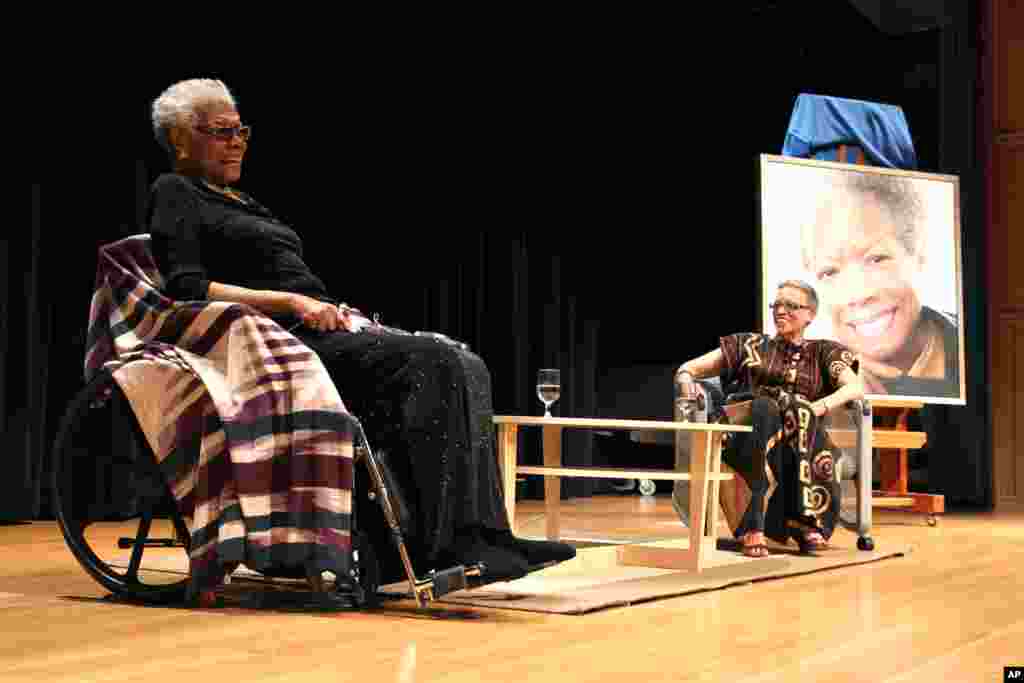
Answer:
[{"xmin": 781, "ymin": 94, "xmax": 917, "ymax": 170}]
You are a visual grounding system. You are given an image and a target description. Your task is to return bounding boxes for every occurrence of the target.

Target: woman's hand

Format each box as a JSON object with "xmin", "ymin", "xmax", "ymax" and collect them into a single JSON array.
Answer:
[
  {"xmin": 814, "ymin": 368, "xmax": 864, "ymax": 418},
  {"xmin": 290, "ymin": 294, "xmax": 353, "ymax": 332},
  {"xmin": 810, "ymin": 399, "xmax": 829, "ymax": 418},
  {"xmin": 675, "ymin": 370, "xmax": 700, "ymax": 401}
]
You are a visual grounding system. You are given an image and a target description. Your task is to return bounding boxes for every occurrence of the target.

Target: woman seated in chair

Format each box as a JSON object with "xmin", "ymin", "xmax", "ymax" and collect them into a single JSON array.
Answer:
[
  {"xmin": 146, "ymin": 78, "xmax": 574, "ymax": 584},
  {"xmin": 676, "ymin": 280, "xmax": 864, "ymax": 557}
]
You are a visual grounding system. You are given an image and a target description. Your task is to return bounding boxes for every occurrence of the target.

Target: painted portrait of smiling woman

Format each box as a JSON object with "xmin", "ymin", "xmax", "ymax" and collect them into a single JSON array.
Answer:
[{"xmin": 759, "ymin": 155, "xmax": 966, "ymax": 404}]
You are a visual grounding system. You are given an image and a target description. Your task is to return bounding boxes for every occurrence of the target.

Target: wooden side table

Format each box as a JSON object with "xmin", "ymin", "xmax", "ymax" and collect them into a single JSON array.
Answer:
[{"xmin": 493, "ymin": 416, "xmax": 752, "ymax": 572}]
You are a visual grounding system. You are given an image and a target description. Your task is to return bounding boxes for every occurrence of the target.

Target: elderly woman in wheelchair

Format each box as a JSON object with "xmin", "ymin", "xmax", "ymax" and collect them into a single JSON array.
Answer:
[
  {"xmin": 675, "ymin": 280, "xmax": 864, "ymax": 558},
  {"xmin": 55, "ymin": 78, "xmax": 574, "ymax": 610}
]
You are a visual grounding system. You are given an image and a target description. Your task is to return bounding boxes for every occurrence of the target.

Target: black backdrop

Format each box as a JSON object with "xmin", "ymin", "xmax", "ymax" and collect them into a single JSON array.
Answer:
[{"xmin": 7, "ymin": 3, "xmax": 992, "ymax": 520}]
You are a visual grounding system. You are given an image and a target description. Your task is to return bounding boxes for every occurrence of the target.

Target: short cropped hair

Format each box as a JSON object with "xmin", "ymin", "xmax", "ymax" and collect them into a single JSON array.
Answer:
[
  {"xmin": 777, "ymin": 279, "xmax": 819, "ymax": 312},
  {"xmin": 151, "ymin": 79, "xmax": 237, "ymax": 158}
]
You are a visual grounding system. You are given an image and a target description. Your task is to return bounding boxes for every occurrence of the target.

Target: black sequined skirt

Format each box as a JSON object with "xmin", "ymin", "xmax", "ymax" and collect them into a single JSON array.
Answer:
[{"xmin": 294, "ymin": 328, "xmax": 509, "ymax": 577}]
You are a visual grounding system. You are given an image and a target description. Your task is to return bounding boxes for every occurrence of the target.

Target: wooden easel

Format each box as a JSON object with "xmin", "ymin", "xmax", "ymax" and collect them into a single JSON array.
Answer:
[
  {"xmin": 869, "ymin": 399, "xmax": 943, "ymax": 526},
  {"xmin": 837, "ymin": 144, "xmax": 944, "ymax": 526}
]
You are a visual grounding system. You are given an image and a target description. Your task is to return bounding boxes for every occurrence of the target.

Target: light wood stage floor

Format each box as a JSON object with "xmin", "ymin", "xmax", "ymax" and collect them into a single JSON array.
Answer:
[{"xmin": 1, "ymin": 497, "xmax": 1021, "ymax": 682}]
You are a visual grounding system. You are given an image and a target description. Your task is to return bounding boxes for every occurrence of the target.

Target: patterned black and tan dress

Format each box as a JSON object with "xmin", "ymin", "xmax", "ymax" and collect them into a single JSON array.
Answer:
[{"xmin": 718, "ymin": 333, "xmax": 858, "ymax": 543}]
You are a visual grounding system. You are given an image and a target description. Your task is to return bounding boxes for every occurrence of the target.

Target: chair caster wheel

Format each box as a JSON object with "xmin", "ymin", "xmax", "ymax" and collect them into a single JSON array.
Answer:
[
  {"xmin": 927, "ymin": 515, "xmax": 938, "ymax": 527},
  {"xmin": 638, "ymin": 479, "xmax": 657, "ymax": 497},
  {"xmin": 857, "ymin": 536, "xmax": 874, "ymax": 552}
]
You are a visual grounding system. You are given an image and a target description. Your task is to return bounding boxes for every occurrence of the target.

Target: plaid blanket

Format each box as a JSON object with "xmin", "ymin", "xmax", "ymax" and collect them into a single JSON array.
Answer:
[{"xmin": 85, "ymin": 234, "xmax": 355, "ymax": 594}]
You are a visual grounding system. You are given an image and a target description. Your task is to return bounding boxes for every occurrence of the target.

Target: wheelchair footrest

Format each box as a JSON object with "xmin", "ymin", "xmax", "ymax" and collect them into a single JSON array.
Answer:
[
  {"xmin": 429, "ymin": 565, "xmax": 471, "ymax": 597},
  {"xmin": 424, "ymin": 562, "xmax": 487, "ymax": 599},
  {"xmin": 117, "ymin": 537, "xmax": 184, "ymax": 549}
]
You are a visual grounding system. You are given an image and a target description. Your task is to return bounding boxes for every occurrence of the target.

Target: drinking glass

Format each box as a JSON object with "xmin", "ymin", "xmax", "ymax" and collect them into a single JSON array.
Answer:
[{"xmin": 536, "ymin": 369, "xmax": 561, "ymax": 418}]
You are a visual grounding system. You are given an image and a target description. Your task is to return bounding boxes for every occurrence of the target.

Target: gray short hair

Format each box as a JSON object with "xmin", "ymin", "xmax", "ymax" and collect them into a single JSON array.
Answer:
[
  {"xmin": 801, "ymin": 171, "xmax": 925, "ymax": 273},
  {"xmin": 777, "ymin": 279, "xmax": 818, "ymax": 312},
  {"xmin": 151, "ymin": 79, "xmax": 237, "ymax": 157}
]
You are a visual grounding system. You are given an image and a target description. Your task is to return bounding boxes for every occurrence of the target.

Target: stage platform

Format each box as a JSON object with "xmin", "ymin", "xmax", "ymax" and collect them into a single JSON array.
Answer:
[{"xmin": 1, "ymin": 497, "xmax": 1021, "ymax": 682}]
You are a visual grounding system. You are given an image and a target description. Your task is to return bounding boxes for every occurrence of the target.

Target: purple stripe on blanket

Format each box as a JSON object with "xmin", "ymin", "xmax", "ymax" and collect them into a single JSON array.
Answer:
[
  {"xmin": 187, "ymin": 452, "xmax": 236, "ymax": 506},
  {"xmin": 192, "ymin": 508, "xmax": 352, "ymax": 547},
  {"xmin": 202, "ymin": 409, "xmax": 225, "ymax": 437},
  {"xmin": 174, "ymin": 481, "xmax": 202, "ymax": 518},
  {"xmin": 243, "ymin": 370, "xmax": 319, "ymax": 391},
  {"xmin": 280, "ymin": 490, "xmax": 351, "ymax": 516},
  {"xmin": 232, "ymin": 388, "xmax": 290, "ymax": 420},
  {"xmin": 185, "ymin": 305, "xmax": 245, "ymax": 357},
  {"xmin": 103, "ymin": 285, "xmax": 172, "ymax": 342},
  {"xmin": 256, "ymin": 321, "xmax": 286, "ymax": 334},
  {"xmin": 223, "ymin": 411, "xmax": 355, "ymax": 448},
  {"xmin": 105, "ymin": 238, "xmax": 160, "ymax": 274},
  {"xmin": 147, "ymin": 304, "xmax": 203, "ymax": 344},
  {"xmin": 85, "ymin": 334, "xmax": 115, "ymax": 380},
  {"xmin": 262, "ymin": 350, "xmax": 318, "ymax": 369},
  {"xmin": 158, "ymin": 392, "xmax": 211, "ymax": 457},
  {"xmin": 259, "ymin": 337, "xmax": 310, "ymax": 351},
  {"xmin": 231, "ymin": 457, "xmax": 354, "ymax": 496},
  {"xmin": 224, "ymin": 429, "xmax": 354, "ymax": 462}
]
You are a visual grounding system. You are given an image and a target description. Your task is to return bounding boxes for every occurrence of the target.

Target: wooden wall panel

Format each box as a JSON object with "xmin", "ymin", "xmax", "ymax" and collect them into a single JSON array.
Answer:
[
  {"xmin": 993, "ymin": 317, "xmax": 1023, "ymax": 504},
  {"xmin": 996, "ymin": 145, "xmax": 1024, "ymax": 307},
  {"xmin": 988, "ymin": 0, "xmax": 1024, "ymax": 507},
  {"xmin": 991, "ymin": 144, "xmax": 1023, "ymax": 505},
  {"xmin": 1017, "ymin": 319, "xmax": 1024, "ymax": 503},
  {"xmin": 995, "ymin": 0, "xmax": 1024, "ymax": 132}
]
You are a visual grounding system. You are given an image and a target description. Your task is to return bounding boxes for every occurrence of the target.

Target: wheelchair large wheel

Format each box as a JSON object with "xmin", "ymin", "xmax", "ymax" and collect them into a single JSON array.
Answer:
[{"xmin": 51, "ymin": 369, "xmax": 192, "ymax": 605}]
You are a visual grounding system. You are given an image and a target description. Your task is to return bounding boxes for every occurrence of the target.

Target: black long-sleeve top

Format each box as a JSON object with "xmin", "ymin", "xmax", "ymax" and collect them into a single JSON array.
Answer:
[{"xmin": 146, "ymin": 173, "xmax": 332, "ymax": 319}]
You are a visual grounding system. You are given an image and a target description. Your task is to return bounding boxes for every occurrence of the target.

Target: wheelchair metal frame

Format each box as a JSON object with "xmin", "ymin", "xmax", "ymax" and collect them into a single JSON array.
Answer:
[{"xmin": 51, "ymin": 367, "xmax": 483, "ymax": 609}]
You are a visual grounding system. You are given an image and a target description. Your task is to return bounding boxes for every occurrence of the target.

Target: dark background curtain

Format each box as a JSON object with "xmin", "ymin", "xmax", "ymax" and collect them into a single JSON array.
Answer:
[{"xmin": 6, "ymin": 2, "xmax": 992, "ymax": 521}]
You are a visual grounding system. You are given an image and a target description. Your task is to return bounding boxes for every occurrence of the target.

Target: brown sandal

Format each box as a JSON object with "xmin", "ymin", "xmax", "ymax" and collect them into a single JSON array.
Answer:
[
  {"xmin": 795, "ymin": 530, "xmax": 829, "ymax": 554},
  {"xmin": 741, "ymin": 532, "xmax": 769, "ymax": 558}
]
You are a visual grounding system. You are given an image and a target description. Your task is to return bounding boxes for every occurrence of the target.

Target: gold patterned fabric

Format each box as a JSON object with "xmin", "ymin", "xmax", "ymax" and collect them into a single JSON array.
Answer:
[
  {"xmin": 719, "ymin": 333, "xmax": 857, "ymax": 401},
  {"xmin": 716, "ymin": 334, "xmax": 857, "ymax": 542}
]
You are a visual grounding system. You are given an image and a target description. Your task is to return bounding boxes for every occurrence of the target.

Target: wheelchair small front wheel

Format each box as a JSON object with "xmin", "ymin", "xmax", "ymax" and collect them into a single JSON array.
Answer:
[{"xmin": 638, "ymin": 479, "xmax": 657, "ymax": 497}]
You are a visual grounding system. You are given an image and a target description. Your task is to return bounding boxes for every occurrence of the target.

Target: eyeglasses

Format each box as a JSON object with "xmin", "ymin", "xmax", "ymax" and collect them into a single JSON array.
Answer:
[
  {"xmin": 769, "ymin": 299, "xmax": 812, "ymax": 313},
  {"xmin": 194, "ymin": 124, "xmax": 252, "ymax": 142}
]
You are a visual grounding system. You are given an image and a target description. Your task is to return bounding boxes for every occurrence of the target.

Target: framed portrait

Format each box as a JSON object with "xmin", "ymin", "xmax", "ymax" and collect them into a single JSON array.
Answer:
[{"xmin": 758, "ymin": 154, "xmax": 966, "ymax": 405}]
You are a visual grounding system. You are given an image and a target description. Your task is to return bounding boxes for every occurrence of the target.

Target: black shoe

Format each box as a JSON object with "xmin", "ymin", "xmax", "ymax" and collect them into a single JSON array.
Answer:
[
  {"xmin": 437, "ymin": 527, "xmax": 528, "ymax": 584},
  {"xmin": 483, "ymin": 529, "xmax": 577, "ymax": 570}
]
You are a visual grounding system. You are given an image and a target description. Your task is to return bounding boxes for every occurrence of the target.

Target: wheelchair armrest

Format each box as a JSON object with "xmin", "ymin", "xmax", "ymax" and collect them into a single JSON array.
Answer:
[
  {"xmin": 852, "ymin": 397, "xmax": 872, "ymax": 418},
  {"xmin": 821, "ymin": 397, "xmax": 872, "ymax": 486},
  {"xmin": 831, "ymin": 398, "xmax": 872, "ymax": 426},
  {"xmin": 673, "ymin": 379, "xmax": 720, "ymax": 424}
]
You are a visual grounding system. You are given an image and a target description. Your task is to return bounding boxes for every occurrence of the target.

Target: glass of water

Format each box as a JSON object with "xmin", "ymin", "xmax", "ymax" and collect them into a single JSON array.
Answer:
[{"xmin": 536, "ymin": 368, "xmax": 561, "ymax": 418}]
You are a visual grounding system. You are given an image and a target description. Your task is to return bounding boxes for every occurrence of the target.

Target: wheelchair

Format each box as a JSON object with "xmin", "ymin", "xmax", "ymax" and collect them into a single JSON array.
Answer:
[{"xmin": 51, "ymin": 366, "xmax": 483, "ymax": 609}]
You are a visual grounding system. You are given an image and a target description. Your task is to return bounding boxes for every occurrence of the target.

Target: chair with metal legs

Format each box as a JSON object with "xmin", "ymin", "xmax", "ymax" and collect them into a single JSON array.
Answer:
[{"xmin": 671, "ymin": 375, "xmax": 874, "ymax": 551}]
